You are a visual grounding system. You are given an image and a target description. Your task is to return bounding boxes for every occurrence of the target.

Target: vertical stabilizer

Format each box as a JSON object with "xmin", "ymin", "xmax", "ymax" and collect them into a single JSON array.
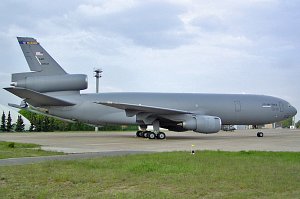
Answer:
[
  {"xmin": 10, "ymin": 37, "xmax": 87, "ymax": 93},
  {"xmin": 17, "ymin": 37, "xmax": 66, "ymax": 75}
]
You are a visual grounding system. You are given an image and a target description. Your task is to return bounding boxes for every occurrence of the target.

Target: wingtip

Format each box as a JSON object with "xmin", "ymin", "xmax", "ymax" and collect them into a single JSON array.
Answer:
[{"xmin": 3, "ymin": 87, "xmax": 12, "ymax": 91}]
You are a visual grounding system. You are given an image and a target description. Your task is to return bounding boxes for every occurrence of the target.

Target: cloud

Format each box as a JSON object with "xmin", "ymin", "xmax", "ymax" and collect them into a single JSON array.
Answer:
[
  {"xmin": 72, "ymin": 1, "xmax": 191, "ymax": 48},
  {"xmin": 191, "ymin": 15, "xmax": 226, "ymax": 33},
  {"xmin": 76, "ymin": 0, "xmax": 137, "ymax": 16}
]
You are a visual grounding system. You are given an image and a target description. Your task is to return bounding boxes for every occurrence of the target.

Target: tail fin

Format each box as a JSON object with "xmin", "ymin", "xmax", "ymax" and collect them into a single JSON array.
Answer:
[
  {"xmin": 10, "ymin": 37, "xmax": 88, "ymax": 93},
  {"xmin": 13, "ymin": 37, "xmax": 66, "ymax": 82}
]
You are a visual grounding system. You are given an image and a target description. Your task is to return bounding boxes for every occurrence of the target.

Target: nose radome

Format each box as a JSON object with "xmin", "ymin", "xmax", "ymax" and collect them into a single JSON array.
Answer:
[{"xmin": 292, "ymin": 106, "xmax": 297, "ymax": 116}]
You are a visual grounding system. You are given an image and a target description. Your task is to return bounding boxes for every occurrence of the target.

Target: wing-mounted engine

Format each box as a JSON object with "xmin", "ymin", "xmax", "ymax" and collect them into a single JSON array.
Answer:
[
  {"xmin": 182, "ymin": 115, "xmax": 222, "ymax": 134},
  {"xmin": 11, "ymin": 73, "xmax": 88, "ymax": 93}
]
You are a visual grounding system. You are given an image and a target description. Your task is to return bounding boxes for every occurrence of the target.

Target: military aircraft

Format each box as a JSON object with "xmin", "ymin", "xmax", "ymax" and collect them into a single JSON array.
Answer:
[{"xmin": 4, "ymin": 37, "xmax": 297, "ymax": 139}]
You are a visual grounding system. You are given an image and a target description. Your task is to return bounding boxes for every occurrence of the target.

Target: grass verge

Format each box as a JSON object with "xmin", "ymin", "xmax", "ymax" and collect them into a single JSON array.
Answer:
[
  {"xmin": 0, "ymin": 141, "xmax": 64, "ymax": 159},
  {"xmin": 0, "ymin": 151, "xmax": 299, "ymax": 198}
]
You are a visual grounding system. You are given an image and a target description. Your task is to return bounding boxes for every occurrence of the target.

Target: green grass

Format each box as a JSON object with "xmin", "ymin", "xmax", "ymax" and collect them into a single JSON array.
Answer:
[
  {"xmin": 0, "ymin": 151, "xmax": 299, "ymax": 198},
  {"xmin": 0, "ymin": 141, "xmax": 64, "ymax": 159}
]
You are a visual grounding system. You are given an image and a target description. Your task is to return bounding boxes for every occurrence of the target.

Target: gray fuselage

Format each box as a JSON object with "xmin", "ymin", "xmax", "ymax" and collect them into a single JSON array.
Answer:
[{"xmin": 47, "ymin": 92, "xmax": 297, "ymax": 126}]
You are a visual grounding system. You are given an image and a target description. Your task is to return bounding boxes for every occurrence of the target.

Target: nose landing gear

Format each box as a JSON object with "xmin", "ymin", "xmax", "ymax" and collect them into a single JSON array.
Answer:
[{"xmin": 257, "ymin": 132, "xmax": 264, "ymax": 137}]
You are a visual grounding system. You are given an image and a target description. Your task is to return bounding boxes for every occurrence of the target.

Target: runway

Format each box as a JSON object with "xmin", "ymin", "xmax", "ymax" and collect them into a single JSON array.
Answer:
[{"xmin": 1, "ymin": 129, "xmax": 299, "ymax": 153}]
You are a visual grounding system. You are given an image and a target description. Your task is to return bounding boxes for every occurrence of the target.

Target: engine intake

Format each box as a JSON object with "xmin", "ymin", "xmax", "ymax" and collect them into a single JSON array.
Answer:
[
  {"xmin": 182, "ymin": 115, "xmax": 222, "ymax": 134},
  {"xmin": 12, "ymin": 74, "xmax": 88, "ymax": 92}
]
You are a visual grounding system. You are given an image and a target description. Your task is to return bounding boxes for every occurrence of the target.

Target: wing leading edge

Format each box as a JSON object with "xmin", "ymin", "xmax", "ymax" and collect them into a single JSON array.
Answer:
[{"xmin": 96, "ymin": 101, "xmax": 193, "ymax": 117}]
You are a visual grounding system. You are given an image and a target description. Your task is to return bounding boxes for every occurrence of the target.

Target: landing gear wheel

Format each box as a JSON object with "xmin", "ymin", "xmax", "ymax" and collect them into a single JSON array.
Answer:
[
  {"xmin": 143, "ymin": 131, "xmax": 150, "ymax": 138},
  {"xmin": 148, "ymin": 132, "xmax": 156, "ymax": 139},
  {"xmin": 157, "ymin": 132, "xmax": 166, "ymax": 139},
  {"xmin": 257, "ymin": 132, "xmax": 264, "ymax": 137},
  {"xmin": 136, "ymin": 131, "xmax": 143, "ymax": 137}
]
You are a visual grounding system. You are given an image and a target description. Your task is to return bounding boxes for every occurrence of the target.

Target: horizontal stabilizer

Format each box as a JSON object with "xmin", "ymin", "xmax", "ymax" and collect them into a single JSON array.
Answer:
[
  {"xmin": 96, "ymin": 101, "xmax": 192, "ymax": 117},
  {"xmin": 8, "ymin": 103, "xmax": 25, "ymax": 109},
  {"xmin": 7, "ymin": 103, "xmax": 77, "ymax": 123},
  {"xmin": 4, "ymin": 87, "xmax": 75, "ymax": 107}
]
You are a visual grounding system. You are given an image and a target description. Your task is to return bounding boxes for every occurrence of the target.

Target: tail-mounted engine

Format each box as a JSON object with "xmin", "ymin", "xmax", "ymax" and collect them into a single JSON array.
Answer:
[{"xmin": 11, "ymin": 73, "xmax": 88, "ymax": 93}]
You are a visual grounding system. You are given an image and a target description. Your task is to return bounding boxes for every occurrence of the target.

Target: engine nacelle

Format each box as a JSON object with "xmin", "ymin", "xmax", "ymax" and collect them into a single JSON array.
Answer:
[
  {"xmin": 12, "ymin": 74, "xmax": 88, "ymax": 92},
  {"xmin": 182, "ymin": 115, "xmax": 222, "ymax": 134}
]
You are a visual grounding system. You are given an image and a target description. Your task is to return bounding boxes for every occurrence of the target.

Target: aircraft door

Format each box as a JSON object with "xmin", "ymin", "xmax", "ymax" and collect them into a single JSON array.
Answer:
[
  {"xmin": 234, "ymin": 100, "xmax": 241, "ymax": 123},
  {"xmin": 234, "ymin": 101, "xmax": 241, "ymax": 112},
  {"xmin": 279, "ymin": 101, "xmax": 284, "ymax": 112}
]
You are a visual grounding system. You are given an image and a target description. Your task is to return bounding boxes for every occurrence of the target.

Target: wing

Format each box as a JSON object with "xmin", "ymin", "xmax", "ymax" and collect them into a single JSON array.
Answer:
[
  {"xmin": 96, "ymin": 101, "xmax": 194, "ymax": 126},
  {"xmin": 4, "ymin": 87, "xmax": 75, "ymax": 107},
  {"xmin": 96, "ymin": 101, "xmax": 192, "ymax": 117}
]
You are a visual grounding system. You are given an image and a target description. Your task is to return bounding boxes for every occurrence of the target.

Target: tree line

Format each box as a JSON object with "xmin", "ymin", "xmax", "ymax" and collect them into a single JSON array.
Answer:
[
  {"xmin": 279, "ymin": 117, "xmax": 300, "ymax": 129},
  {"xmin": 18, "ymin": 110, "xmax": 138, "ymax": 132},
  {"xmin": 1, "ymin": 111, "xmax": 25, "ymax": 132},
  {"xmin": 295, "ymin": 120, "xmax": 300, "ymax": 129},
  {"xmin": 19, "ymin": 110, "xmax": 95, "ymax": 132}
]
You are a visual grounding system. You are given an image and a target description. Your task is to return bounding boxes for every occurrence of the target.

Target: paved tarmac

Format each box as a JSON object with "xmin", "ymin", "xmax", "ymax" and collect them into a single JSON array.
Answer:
[
  {"xmin": 0, "ymin": 129, "xmax": 299, "ymax": 166},
  {"xmin": 1, "ymin": 129, "xmax": 299, "ymax": 153}
]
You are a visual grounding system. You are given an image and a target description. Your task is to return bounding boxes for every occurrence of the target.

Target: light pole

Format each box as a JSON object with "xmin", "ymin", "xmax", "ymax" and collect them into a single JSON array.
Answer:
[
  {"xmin": 94, "ymin": 68, "xmax": 103, "ymax": 132},
  {"xmin": 94, "ymin": 68, "xmax": 103, "ymax": 93},
  {"xmin": 292, "ymin": 116, "xmax": 296, "ymax": 128}
]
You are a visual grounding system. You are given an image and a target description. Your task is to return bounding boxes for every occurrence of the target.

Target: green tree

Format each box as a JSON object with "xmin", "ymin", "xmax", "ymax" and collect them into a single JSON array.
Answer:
[
  {"xmin": 15, "ymin": 115, "xmax": 25, "ymax": 132},
  {"xmin": 35, "ymin": 117, "xmax": 42, "ymax": 132},
  {"xmin": 1, "ymin": 112, "xmax": 6, "ymax": 132},
  {"xmin": 42, "ymin": 116, "xmax": 51, "ymax": 132},
  {"xmin": 29, "ymin": 123, "xmax": 35, "ymax": 132},
  {"xmin": 280, "ymin": 117, "xmax": 293, "ymax": 128},
  {"xmin": 296, "ymin": 120, "xmax": 300, "ymax": 129},
  {"xmin": 6, "ymin": 111, "xmax": 12, "ymax": 132}
]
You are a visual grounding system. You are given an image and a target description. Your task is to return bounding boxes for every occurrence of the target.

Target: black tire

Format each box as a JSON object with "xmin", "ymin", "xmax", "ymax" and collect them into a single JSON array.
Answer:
[
  {"xmin": 136, "ymin": 131, "xmax": 143, "ymax": 137},
  {"xmin": 149, "ymin": 132, "xmax": 156, "ymax": 139},
  {"xmin": 139, "ymin": 131, "xmax": 144, "ymax": 137},
  {"xmin": 157, "ymin": 132, "xmax": 166, "ymax": 139},
  {"xmin": 257, "ymin": 132, "xmax": 263, "ymax": 137},
  {"xmin": 143, "ymin": 131, "xmax": 149, "ymax": 138}
]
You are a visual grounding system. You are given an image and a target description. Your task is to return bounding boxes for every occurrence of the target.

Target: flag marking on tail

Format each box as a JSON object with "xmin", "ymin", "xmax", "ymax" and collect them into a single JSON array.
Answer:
[{"xmin": 18, "ymin": 41, "xmax": 39, "ymax": 45}]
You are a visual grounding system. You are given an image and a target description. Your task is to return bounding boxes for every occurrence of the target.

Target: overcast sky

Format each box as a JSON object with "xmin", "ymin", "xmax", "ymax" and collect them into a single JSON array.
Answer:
[{"xmin": 0, "ymin": 0, "xmax": 299, "ymax": 120}]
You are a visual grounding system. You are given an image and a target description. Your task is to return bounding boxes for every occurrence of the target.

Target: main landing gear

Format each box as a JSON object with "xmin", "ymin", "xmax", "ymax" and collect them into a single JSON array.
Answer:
[
  {"xmin": 136, "ymin": 130, "xmax": 166, "ymax": 139},
  {"xmin": 136, "ymin": 120, "xmax": 166, "ymax": 140}
]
